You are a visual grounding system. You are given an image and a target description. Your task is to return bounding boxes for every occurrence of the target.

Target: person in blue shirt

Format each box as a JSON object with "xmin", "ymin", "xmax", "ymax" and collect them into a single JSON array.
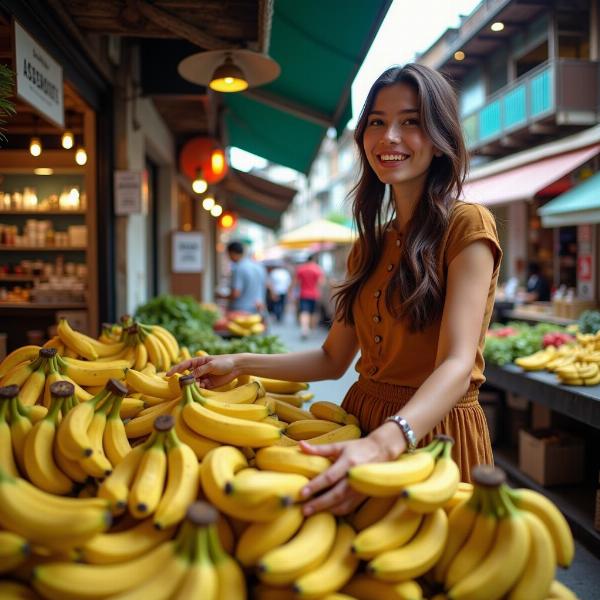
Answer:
[{"xmin": 221, "ymin": 241, "xmax": 266, "ymax": 314}]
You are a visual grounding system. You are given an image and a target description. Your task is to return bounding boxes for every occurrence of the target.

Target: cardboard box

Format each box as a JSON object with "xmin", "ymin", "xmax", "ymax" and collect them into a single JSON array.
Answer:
[{"xmin": 519, "ymin": 429, "xmax": 584, "ymax": 486}]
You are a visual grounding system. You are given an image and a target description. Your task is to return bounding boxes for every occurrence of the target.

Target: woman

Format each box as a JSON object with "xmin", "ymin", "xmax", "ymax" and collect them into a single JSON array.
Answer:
[{"xmin": 168, "ymin": 64, "xmax": 502, "ymax": 517}]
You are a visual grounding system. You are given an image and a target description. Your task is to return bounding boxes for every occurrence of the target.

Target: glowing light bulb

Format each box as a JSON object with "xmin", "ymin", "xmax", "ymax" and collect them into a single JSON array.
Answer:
[
  {"xmin": 211, "ymin": 204, "xmax": 223, "ymax": 217},
  {"xmin": 202, "ymin": 196, "xmax": 215, "ymax": 210},
  {"xmin": 61, "ymin": 130, "xmax": 74, "ymax": 149},
  {"xmin": 30, "ymin": 137, "xmax": 42, "ymax": 157},
  {"xmin": 75, "ymin": 147, "xmax": 87, "ymax": 165}
]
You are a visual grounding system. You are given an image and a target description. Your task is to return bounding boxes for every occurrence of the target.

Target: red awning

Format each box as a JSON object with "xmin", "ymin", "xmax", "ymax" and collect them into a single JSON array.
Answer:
[{"xmin": 462, "ymin": 145, "xmax": 600, "ymax": 206}]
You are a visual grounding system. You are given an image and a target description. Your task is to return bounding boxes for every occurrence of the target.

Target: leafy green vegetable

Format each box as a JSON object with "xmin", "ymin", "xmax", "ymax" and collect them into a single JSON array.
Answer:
[
  {"xmin": 134, "ymin": 294, "xmax": 286, "ymax": 355},
  {"xmin": 578, "ymin": 310, "xmax": 600, "ymax": 334}
]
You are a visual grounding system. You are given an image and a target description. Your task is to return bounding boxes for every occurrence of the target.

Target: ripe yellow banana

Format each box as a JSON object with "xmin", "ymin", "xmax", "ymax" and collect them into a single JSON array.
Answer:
[
  {"xmin": 78, "ymin": 397, "xmax": 114, "ymax": 479},
  {"xmin": 306, "ymin": 423, "xmax": 361, "ymax": 445},
  {"xmin": 0, "ymin": 345, "xmax": 40, "ymax": 378},
  {"xmin": 173, "ymin": 402, "xmax": 219, "ymax": 459},
  {"xmin": 193, "ymin": 388, "xmax": 269, "ymax": 421},
  {"xmin": 0, "ymin": 355, "xmax": 42, "ymax": 388},
  {"xmin": 349, "ymin": 496, "xmax": 397, "ymax": 531},
  {"xmin": 81, "ymin": 518, "xmax": 175, "ymax": 564},
  {"xmin": 266, "ymin": 390, "xmax": 314, "ymax": 407},
  {"xmin": 226, "ymin": 468, "xmax": 308, "ymax": 505},
  {"xmin": 0, "ymin": 530, "xmax": 30, "ymax": 574},
  {"xmin": 119, "ymin": 396, "xmax": 144, "ymax": 419},
  {"xmin": 207, "ymin": 522, "xmax": 247, "ymax": 600},
  {"xmin": 293, "ymin": 521, "xmax": 358, "ymax": 598},
  {"xmin": 507, "ymin": 510, "xmax": 555, "ymax": 600},
  {"xmin": 103, "ymin": 396, "xmax": 132, "ymax": 466},
  {"xmin": 309, "ymin": 400, "xmax": 357, "ymax": 425},
  {"xmin": 146, "ymin": 325, "xmax": 179, "ymax": 363},
  {"xmin": 348, "ymin": 442, "xmax": 438, "ymax": 496},
  {"xmin": 235, "ymin": 506, "xmax": 304, "ymax": 567},
  {"xmin": 183, "ymin": 401, "xmax": 281, "ymax": 447},
  {"xmin": 128, "ymin": 429, "xmax": 168, "ymax": 519},
  {"xmin": 124, "ymin": 397, "xmax": 179, "ymax": 439},
  {"xmin": 57, "ymin": 356, "xmax": 129, "ymax": 387},
  {"xmin": 342, "ymin": 574, "xmax": 423, "ymax": 600},
  {"xmin": 286, "ymin": 418, "xmax": 342, "ymax": 440},
  {"xmin": 273, "ymin": 398, "xmax": 313, "ymax": 422},
  {"xmin": 153, "ymin": 428, "xmax": 201, "ymax": 530},
  {"xmin": 448, "ymin": 488, "xmax": 531, "ymax": 600},
  {"xmin": 548, "ymin": 580, "xmax": 578, "ymax": 600},
  {"xmin": 143, "ymin": 331, "xmax": 167, "ymax": 371},
  {"xmin": 514, "ymin": 349, "xmax": 555, "ymax": 371},
  {"xmin": 18, "ymin": 363, "xmax": 47, "ymax": 407},
  {"xmin": 57, "ymin": 318, "xmax": 98, "ymax": 360},
  {"xmin": 255, "ymin": 445, "xmax": 331, "ymax": 478},
  {"xmin": 253, "ymin": 376, "xmax": 308, "ymax": 394},
  {"xmin": 125, "ymin": 368, "xmax": 175, "ymax": 399},
  {"xmin": 134, "ymin": 342, "xmax": 148, "ymax": 371},
  {"xmin": 506, "ymin": 487, "xmax": 574, "ymax": 568},
  {"xmin": 197, "ymin": 380, "xmax": 264, "ymax": 404},
  {"xmin": 8, "ymin": 394, "xmax": 32, "ymax": 474},
  {"xmin": 352, "ymin": 498, "xmax": 423, "ymax": 559},
  {"xmin": 258, "ymin": 512, "xmax": 337, "ymax": 586},
  {"xmin": 401, "ymin": 438, "xmax": 460, "ymax": 513},
  {"xmin": 0, "ymin": 395, "xmax": 19, "ymax": 477},
  {"xmin": 367, "ymin": 508, "xmax": 448, "ymax": 582}
]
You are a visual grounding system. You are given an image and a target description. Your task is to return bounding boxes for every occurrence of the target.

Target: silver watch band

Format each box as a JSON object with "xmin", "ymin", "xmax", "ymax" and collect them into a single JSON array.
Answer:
[{"xmin": 385, "ymin": 415, "xmax": 417, "ymax": 452}]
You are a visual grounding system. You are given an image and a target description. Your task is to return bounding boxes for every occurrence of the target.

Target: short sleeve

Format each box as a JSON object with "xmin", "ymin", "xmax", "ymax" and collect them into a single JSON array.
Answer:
[
  {"xmin": 346, "ymin": 240, "xmax": 362, "ymax": 276},
  {"xmin": 230, "ymin": 264, "xmax": 242, "ymax": 292},
  {"xmin": 445, "ymin": 202, "xmax": 502, "ymax": 274}
]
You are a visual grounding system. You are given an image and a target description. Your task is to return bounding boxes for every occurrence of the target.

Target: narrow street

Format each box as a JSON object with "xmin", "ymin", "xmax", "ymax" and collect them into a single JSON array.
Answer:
[{"xmin": 270, "ymin": 310, "xmax": 600, "ymax": 599}]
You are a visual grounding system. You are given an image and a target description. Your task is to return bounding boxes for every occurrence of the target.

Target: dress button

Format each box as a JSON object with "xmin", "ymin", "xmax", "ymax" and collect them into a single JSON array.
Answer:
[
  {"xmin": 368, "ymin": 366, "xmax": 378, "ymax": 375},
  {"xmin": 387, "ymin": 263, "xmax": 394, "ymax": 271},
  {"xmin": 374, "ymin": 290, "xmax": 381, "ymax": 298},
  {"xmin": 373, "ymin": 315, "xmax": 381, "ymax": 323},
  {"xmin": 396, "ymin": 239, "xmax": 401, "ymax": 247},
  {"xmin": 374, "ymin": 335, "xmax": 382, "ymax": 343}
]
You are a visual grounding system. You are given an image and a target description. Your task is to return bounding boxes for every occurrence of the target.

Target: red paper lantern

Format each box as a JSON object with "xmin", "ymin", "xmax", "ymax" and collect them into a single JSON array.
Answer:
[{"xmin": 179, "ymin": 137, "xmax": 228, "ymax": 184}]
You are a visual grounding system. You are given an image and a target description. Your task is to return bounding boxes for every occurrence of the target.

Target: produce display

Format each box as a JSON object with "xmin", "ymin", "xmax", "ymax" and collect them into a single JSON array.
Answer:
[
  {"xmin": 134, "ymin": 294, "xmax": 285, "ymax": 356},
  {"xmin": 0, "ymin": 318, "xmax": 581, "ymax": 599},
  {"xmin": 514, "ymin": 330, "xmax": 600, "ymax": 386}
]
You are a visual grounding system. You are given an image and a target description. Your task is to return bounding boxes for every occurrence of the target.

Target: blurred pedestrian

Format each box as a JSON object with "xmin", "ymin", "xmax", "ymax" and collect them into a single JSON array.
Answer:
[
  {"xmin": 218, "ymin": 241, "xmax": 266, "ymax": 314},
  {"xmin": 295, "ymin": 254, "xmax": 325, "ymax": 339},
  {"xmin": 525, "ymin": 262, "xmax": 551, "ymax": 302},
  {"xmin": 169, "ymin": 63, "xmax": 501, "ymax": 517},
  {"xmin": 267, "ymin": 264, "xmax": 292, "ymax": 322}
]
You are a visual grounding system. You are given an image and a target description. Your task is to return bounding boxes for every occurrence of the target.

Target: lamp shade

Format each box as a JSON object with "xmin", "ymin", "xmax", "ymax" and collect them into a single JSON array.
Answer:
[
  {"xmin": 179, "ymin": 137, "xmax": 229, "ymax": 185},
  {"xmin": 209, "ymin": 55, "xmax": 248, "ymax": 92}
]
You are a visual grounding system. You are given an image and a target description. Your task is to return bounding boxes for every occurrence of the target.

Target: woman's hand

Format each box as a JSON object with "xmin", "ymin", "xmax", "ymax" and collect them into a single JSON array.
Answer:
[
  {"xmin": 166, "ymin": 355, "xmax": 237, "ymax": 389},
  {"xmin": 298, "ymin": 428, "xmax": 405, "ymax": 516}
]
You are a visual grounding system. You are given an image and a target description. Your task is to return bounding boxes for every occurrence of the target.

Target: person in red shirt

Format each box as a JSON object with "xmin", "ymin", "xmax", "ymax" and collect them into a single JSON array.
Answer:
[{"xmin": 295, "ymin": 254, "xmax": 325, "ymax": 340}]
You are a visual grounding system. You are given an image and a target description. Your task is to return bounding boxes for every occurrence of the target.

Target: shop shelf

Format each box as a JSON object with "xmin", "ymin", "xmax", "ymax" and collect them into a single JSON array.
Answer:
[
  {"xmin": 0, "ymin": 210, "xmax": 86, "ymax": 215},
  {"xmin": 0, "ymin": 302, "xmax": 87, "ymax": 309},
  {"xmin": 0, "ymin": 245, "xmax": 87, "ymax": 251},
  {"xmin": 0, "ymin": 274, "xmax": 47, "ymax": 281}
]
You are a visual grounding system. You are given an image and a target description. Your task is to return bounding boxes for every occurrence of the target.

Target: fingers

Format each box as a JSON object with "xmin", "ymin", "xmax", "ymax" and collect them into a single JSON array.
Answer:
[
  {"xmin": 330, "ymin": 489, "xmax": 365, "ymax": 516},
  {"xmin": 196, "ymin": 373, "xmax": 238, "ymax": 390},
  {"xmin": 166, "ymin": 357, "xmax": 209, "ymax": 377},
  {"xmin": 300, "ymin": 453, "xmax": 349, "ymax": 501},
  {"xmin": 299, "ymin": 440, "xmax": 342, "ymax": 458},
  {"xmin": 302, "ymin": 480, "xmax": 359, "ymax": 516}
]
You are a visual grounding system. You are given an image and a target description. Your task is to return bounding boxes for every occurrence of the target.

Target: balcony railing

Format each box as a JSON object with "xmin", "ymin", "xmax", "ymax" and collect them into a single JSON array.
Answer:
[{"xmin": 462, "ymin": 59, "xmax": 599, "ymax": 151}]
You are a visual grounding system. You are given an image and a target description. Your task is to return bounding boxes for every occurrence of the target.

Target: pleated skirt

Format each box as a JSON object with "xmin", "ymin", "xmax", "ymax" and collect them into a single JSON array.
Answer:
[{"xmin": 341, "ymin": 378, "xmax": 494, "ymax": 483}]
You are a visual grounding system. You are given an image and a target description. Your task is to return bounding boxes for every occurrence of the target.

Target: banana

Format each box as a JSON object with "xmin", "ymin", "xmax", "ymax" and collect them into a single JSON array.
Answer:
[
  {"xmin": 515, "ymin": 349, "xmax": 555, "ymax": 371},
  {"xmin": 506, "ymin": 487, "xmax": 574, "ymax": 568},
  {"xmin": 57, "ymin": 356, "xmax": 129, "ymax": 387},
  {"xmin": 192, "ymin": 387, "xmax": 269, "ymax": 421},
  {"xmin": 217, "ymin": 514, "xmax": 235, "ymax": 554},
  {"xmin": 8, "ymin": 395, "xmax": 32, "ymax": 475},
  {"xmin": 207, "ymin": 522, "xmax": 247, "ymax": 600},
  {"xmin": 262, "ymin": 415, "xmax": 287, "ymax": 429},
  {"xmin": 56, "ymin": 389, "xmax": 109, "ymax": 460},
  {"xmin": 255, "ymin": 445, "xmax": 331, "ymax": 478},
  {"xmin": 348, "ymin": 443, "xmax": 439, "ymax": 496},
  {"xmin": 226, "ymin": 468, "xmax": 308, "ymax": 504},
  {"xmin": 266, "ymin": 390, "xmax": 314, "ymax": 407},
  {"xmin": 78, "ymin": 396, "xmax": 114, "ymax": 479},
  {"xmin": 183, "ymin": 400, "xmax": 281, "ymax": 447},
  {"xmin": 119, "ymin": 396, "xmax": 145, "ymax": 419},
  {"xmin": 349, "ymin": 495, "xmax": 397, "ymax": 531},
  {"xmin": 254, "ymin": 376, "xmax": 308, "ymax": 394},
  {"xmin": 103, "ymin": 396, "xmax": 132, "ymax": 466},
  {"xmin": 0, "ymin": 530, "xmax": 30, "ymax": 574},
  {"xmin": 258, "ymin": 512, "xmax": 337, "ymax": 586},
  {"xmin": 54, "ymin": 432, "xmax": 89, "ymax": 483},
  {"xmin": 273, "ymin": 398, "xmax": 314, "ymax": 422},
  {"xmin": 23, "ymin": 394, "xmax": 74, "ymax": 495},
  {"xmin": 32, "ymin": 540, "xmax": 178, "ymax": 600},
  {"xmin": 0, "ymin": 345, "xmax": 40, "ymax": 378},
  {"xmin": 143, "ymin": 331, "xmax": 166, "ymax": 371},
  {"xmin": 0, "ymin": 581, "xmax": 39, "ymax": 599},
  {"xmin": 0, "ymin": 469, "xmax": 111, "ymax": 548},
  {"xmin": 98, "ymin": 442, "xmax": 147, "ymax": 513},
  {"xmin": 306, "ymin": 423, "xmax": 361, "ymax": 445},
  {"xmin": 310, "ymin": 400, "xmax": 357, "ymax": 425},
  {"xmin": 173, "ymin": 524, "xmax": 218, "ymax": 600},
  {"xmin": 507, "ymin": 510, "xmax": 555, "ymax": 600},
  {"xmin": 57, "ymin": 318, "xmax": 98, "ymax": 360},
  {"xmin": 352, "ymin": 498, "xmax": 423, "ymax": 559},
  {"xmin": 286, "ymin": 418, "xmax": 342, "ymax": 440},
  {"xmin": 124, "ymin": 397, "xmax": 179, "ymax": 439},
  {"xmin": 147, "ymin": 325, "xmax": 179, "ymax": 363},
  {"xmin": 342, "ymin": 574, "xmax": 423, "ymax": 600},
  {"xmin": 445, "ymin": 488, "xmax": 498, "ymax": 589},
  {"xmin": 61, "ymin": 374, "xmax": 94, "ymax": 402},
  {"xmin": 154, "ymin": 427, "xmax": 201, "ymax": 530},
  {"xmin": 0, "ymin": 396, "xmax": 19, "ymax": 477},
  {"xmin": 447, "ymin": 488, "xmax": 531, "ymax": 600},
  {"xmin": 293, "ymin": 521, "xmax": 358, "ymax": 599},
  {"xmin": 401, "ymin": 438, "xmax": 460, "ymax": 512},
  {"xmin": 548, "ymin": 580, "xmax": 579, "ymax": 600},
  {"xmin": 125, "ymin": 368, "xmax": 175, "ymax": 399},
  {"xmin": 197, "ymin": 380, "xmax": 264, "ymax": 404},
  {"xmin": 42, "ymin": 356, "xmax": 63, "ymax": 408},
  {"xmin": 433, "ymin": 488, "xmax": 480, "ymax": 583},
  {"xmin": 18, "ymin": 363, "xmax": 47, "ymax": 407},
  {"xmin": 128, "ymin": 429, "xmax": 168, "ymax": 519},
  {"xmin": 173, "ymin": 402, "xmax": 219, "ymax": 459},
  {"xmin": 236, "ymin": 506, "xmax": 304, "ymax": 567},
  {"xmin": 134, "ymin": 342, "xmax": 148, "ymax": 371},
  {"xmin": 367, "ymin": 508, "xmax": 448, "ymax": 582},
  {"xmin": 0, "ymin": 356, "xmax": 42, "ymax": 388}
]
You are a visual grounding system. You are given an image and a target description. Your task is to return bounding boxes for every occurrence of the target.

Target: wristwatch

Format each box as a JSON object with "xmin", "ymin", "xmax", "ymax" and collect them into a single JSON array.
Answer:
[{"xmin": 385, "ymin": 415, "xmax": 417, "ymax": 453}]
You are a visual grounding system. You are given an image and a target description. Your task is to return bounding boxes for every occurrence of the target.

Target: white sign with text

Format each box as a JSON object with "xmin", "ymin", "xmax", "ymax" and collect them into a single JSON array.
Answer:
[{"xmin": 172, "ymin": 232, "xmax": 204, "ymax": 273}]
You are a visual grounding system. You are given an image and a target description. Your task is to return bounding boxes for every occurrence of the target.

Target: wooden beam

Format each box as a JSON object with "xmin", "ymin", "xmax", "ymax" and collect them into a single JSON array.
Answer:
[
  {"xmin": 136, "ymin": 1, "xmax": 238, "ymax": 51},
  {"xmin": 258, "ymin": 0, "xmax": 274, "ymax": 54},
  {"xmin": 244, "ymin": 88, "xmax": 332, "ymax": 128}
]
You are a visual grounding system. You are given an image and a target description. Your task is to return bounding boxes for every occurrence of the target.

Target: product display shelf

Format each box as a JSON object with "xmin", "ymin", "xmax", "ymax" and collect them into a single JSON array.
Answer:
[
  {"xmin": 0, "ymin": 245, "xmax": 87, "ymax": 251},
  {"xmin": 504, "ymin": 309, "xmax": 577, "ymax": 326},
  {"xmin": 495, "ymin": 445, "xmax": 600, "ymax": 557},
  {"xmin": 0, "ymin": 209, "xmax": 86, "ymax": 215}
]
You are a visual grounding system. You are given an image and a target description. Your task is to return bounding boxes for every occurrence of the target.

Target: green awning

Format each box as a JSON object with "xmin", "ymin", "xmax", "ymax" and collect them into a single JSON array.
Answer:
[
  {"xmin": 539, "ymin": 171, "xmax": 600, "ymax": 227},
  {"xmin": 224, "ymin": 0, "xmax": 392, "ymax": 174}
]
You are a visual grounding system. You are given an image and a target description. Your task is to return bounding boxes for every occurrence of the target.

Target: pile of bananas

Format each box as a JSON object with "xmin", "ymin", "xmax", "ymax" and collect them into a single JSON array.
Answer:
[
  {"xmin": 225, "ymin": 313, "xmax": 266, "ymax": 337},
  {"xmin": 514, "ymin": 330, "xmax": 600, "ymax": 386}
]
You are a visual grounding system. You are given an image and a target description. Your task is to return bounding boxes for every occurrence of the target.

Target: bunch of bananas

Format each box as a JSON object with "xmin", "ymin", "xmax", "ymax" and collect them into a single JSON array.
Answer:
[
  {"xmin": 554, "ymin": 361, "xmax": 600, "ymax": 386},
  {"xmin": 98, "ymin": 414, "xmax": 200, "ymax": 528},
  {"xmin": 226, "ymin": 313, "xmax": 266, "ymax": 337},
  {"xmin": 30, "ymin": 501, "xmax": 246, "ymax": 600}
]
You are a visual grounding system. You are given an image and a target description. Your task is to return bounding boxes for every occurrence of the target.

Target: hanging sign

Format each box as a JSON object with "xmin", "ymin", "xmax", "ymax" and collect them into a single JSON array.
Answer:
[
  {"xmin": 114, "ymin": 170, "xmax": 147, "ymax": 215},
  {"xmin": 577, "ymin": 224, "xmax": 596, "ymax": 301},
  {"xmin": 172, "ymin": 232, "xmax": 204, "ymax": 273},
  {"xmin": 13, "ymin": 20, "xmax": 64, "ymax": 128}
]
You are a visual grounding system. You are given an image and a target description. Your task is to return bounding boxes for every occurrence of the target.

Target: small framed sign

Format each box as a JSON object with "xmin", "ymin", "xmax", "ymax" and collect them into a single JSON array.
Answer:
[
  {"xmin": 172, "ymin": 232, "xmax": 204, "ymax": 273},
  {"xmin": 114, "ymin": 170, "xmax": 147, "ymax": 215}
]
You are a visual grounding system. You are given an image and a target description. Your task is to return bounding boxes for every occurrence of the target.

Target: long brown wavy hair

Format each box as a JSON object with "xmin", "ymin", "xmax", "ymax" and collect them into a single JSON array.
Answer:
[{"xmin": 333, "ymin": 64, "xmax": 468, "ymax": 332}]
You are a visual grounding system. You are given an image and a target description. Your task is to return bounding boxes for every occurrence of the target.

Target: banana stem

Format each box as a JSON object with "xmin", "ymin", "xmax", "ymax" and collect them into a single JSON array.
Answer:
[
  {"xmin": 498, "ymin": 485, "xmax": 520, "ymax": 518},
  {"xmin": 165, "ymin": 428, "xmax": 182, "ymax": 451},
  {"xmin": 0, "ymin": 399, "xmax": 8, "ymax": 424},
  {"xmin": 206, "ymin": 523, "xmax": 226, "ymax": 564},
  {"xmin": 96, "ymin": 393, "xmax": 115, "ymax": 416},
  {"xmin": 45, "ymin": 395, "xmax": 65, "ymax": 424},
  {"xmin": 107, "ymin": 395, "xmax": 124, "ymax": 420},
  {"xmin": 9, "ymin": 396, "xmax": 28, "ymax": 424}
]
